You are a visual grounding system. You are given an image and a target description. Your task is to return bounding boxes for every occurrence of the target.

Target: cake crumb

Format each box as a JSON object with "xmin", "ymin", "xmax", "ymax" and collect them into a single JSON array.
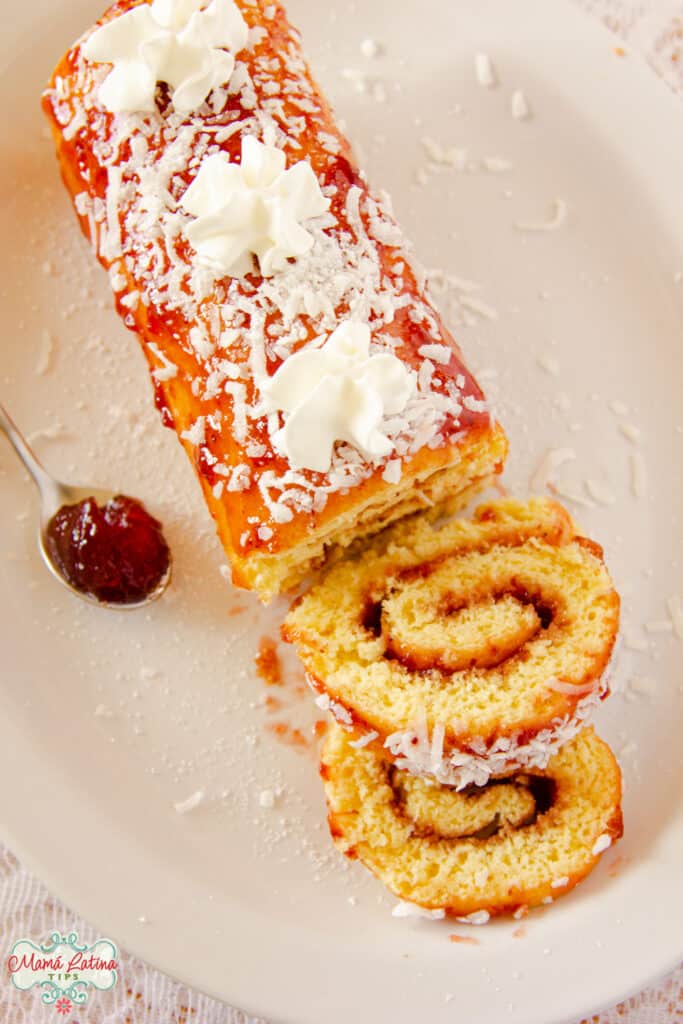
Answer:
[
  {"xmin": 255, "ymin": 636, "xmax": 283, "ymax": 686},
  {"xmin": 448, "ymin": 933, "xmax": 480, "ymax": 945}
]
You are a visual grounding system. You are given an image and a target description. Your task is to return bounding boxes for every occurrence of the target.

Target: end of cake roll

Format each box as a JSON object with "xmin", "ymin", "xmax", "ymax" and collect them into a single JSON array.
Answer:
[
  {"xmin": 41, "ymin": 0, "xmax": 508, "ymax": 603},
  {"xmin": 224, "ymin": 422, "xmax": 508, "ymax": 599},
  {"xmin": 321, "ymin": 723, "xmax": 623, "ymax": 919}
]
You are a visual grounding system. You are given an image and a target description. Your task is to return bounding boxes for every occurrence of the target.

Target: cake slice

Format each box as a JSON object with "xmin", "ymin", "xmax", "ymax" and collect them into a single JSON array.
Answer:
[
  {"xmin": 283, "ymin": 497, "xmax": 620, "ymax": 787},
  {"xmin": 321, "ymin": 722, "xmax": 623, "ymax": 919},
  {"xmin": 43, "ymin": 0, "xmax": 507, "ymax": 601}
]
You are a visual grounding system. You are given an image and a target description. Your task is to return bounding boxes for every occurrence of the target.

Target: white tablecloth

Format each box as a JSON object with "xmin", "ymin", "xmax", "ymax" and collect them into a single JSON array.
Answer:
[{"xmin": 2, "ymin": 1, "xmax": 681, "ymax": 1021}]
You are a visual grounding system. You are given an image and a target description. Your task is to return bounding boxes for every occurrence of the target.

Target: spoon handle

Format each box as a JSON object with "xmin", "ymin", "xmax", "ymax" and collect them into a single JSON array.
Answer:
[{"xmin": 0, "ymin": 403, "xmax": 61, "ymax": 508}]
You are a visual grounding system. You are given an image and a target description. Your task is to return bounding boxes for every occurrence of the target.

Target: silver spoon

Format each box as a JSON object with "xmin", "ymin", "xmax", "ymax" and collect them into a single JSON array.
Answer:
[{"xmin": 0, "ymin": 402, "xmax": 171, "ymax": 608}]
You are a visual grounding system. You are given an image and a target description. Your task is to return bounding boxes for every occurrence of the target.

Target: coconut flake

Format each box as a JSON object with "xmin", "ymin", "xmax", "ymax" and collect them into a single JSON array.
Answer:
[
  {"xmin": 349, "ymin": 731, "xmax": 379, "ymax": 749},
  {"xmin": 667, "ymin": 595, "xmax": 683, "ymax": 640},
  {"xmin": 592, "ymin": 833, "xmax": 612, "ymax": 856},
  {"xmin": 584, "ymin": 479, "xmax": 616, "ymax": 506},
  {"xmin": 618, "ymin": 422, "xmax": 641, "ymax": 444},
  {"xmin": 392, "ymin": 901, "xmax": 445, "ymax": 920},
  {"xmin": 36, "ymin": 330, "xmax": 56, "ymax": 376},
  {"xmin": 514, "ymin": 199, "xmax": 568, "ymax": 233},
  {"xmin": 360, "ymin": 38, "xmax": 380, "ymax": 58},
  {"xmin": 511, "ymin": 89, "xmax": 531, "ymax": 120},
  {"xmin": 530, "ymin": 447, "xmax": 576, "ymax": 492},
  {"xmin": 456, "ymin": 910, "xmax": 490, "ymax": 925},
  {"xmin": 474, "ymin": 53, "xmax": 496, "ymax": 88},
  {"xmin": 630, "ymin": 452, "xmax": 647, "ymax": 498},
  {"xmin": 174, "ymin": 789, "xmax": 206, "ymax": 815},
  {"xmin": 382, "ymin": 459, "xmax": 402, "ymax": 484},
  {"xmin": 546, "ymin": 678, "xmax": 597, "ymax": 697}
]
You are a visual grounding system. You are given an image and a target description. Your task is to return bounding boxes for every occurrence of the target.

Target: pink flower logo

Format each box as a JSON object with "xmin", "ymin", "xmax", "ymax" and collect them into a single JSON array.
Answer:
[{"xmin": 55, "ymin": 996, "xmax": 72, "ymax": 1016}]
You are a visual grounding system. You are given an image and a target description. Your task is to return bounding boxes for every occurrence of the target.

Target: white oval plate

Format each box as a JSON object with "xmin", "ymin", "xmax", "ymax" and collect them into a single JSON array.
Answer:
[{"xmin": 0, "ymin": 1, "xmax": 682, "ymax": 1022}]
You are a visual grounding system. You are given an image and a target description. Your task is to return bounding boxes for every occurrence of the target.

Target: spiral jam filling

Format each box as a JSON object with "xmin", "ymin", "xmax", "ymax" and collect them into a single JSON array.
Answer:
[
  {"xmin": 284, "ymin": 498, "xmax": 620, "ymax": 788},
  {"xmin": 365, "ymin": 580, "xmax": 557, "ymax": 673},
  {"xmin": 389, "ymin": 766, "xmax": 556, "ymax": 841}
]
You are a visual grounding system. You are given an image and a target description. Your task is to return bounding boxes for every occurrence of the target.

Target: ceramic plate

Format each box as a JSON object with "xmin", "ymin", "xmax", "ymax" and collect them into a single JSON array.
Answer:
[{"xmin": 0, "ymin": 1, "xmax": 681, "ymax": 1021}]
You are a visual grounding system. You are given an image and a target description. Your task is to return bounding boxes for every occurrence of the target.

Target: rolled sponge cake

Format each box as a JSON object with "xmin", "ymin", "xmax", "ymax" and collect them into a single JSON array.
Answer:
[{"xmin": 42, "ymin": 0, "xmax": 507, "ymax": 601}]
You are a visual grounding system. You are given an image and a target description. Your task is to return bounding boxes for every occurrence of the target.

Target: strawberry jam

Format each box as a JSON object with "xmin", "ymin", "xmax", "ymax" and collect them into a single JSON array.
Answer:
[{"xmin": 45, "ymin": 494, "xmax": 170, "ymax": 605}]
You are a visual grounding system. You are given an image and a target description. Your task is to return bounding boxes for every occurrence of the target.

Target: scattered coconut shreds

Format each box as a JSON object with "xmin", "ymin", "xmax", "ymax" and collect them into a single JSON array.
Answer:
[
  {"xmin": 360, "ymin": 37, "xmax": 380, "ymax": 58},
  {"xmin": 173, "ymin": 789, "xmax": 205, "ymax": 815},
  {"xmin": 514, "ymin": 199, "xmax": 568, "ymax": 232},
  {"xmin": 609, "ymin": 399, "xmax": 629, "ymax": 416},
  {"xmin": 630, "ymin": 452, "xmax": 647, "ymax": 498},
  {"xmin": 618, "ymin": 422, "xmax": 641, "ymax": 444},
  {"xmin": 259, "ymin": 789, "xmax": 276, "ymax": 808},
  {"xmin": 475, "ymin": 52, "xmax": 497, "ymax": 88},
  {"xmin": 511, "ymin": 89, "xmax": 531, "ymax": 120},
  {"xmin": 584, "ymin": 479, "xmax": 616, "ymax": 506},
  {"xmin": 644, "ymin": 620, "xmax": 673, "ymax": 634},
  {"xmin": 94, "ymin": 703, "xmax": 114, "ymax": 718},
  {"xmin": 537, "ymin": 353, "xmax": 560, "ymax": 376},
  {"xmin": 667, "ymin": 595, "xmax": 683, "ymax": 640},
  {"xmin": 530, "ymin": 447, "xmax": 576, "ymax": 493},
  {"xmin": 36, "ymin": 330, "xmax": 56, "ymax": 376},
  {"xmin": 392, "ymin": 901, "xmax": 445, "ymax": 920}
]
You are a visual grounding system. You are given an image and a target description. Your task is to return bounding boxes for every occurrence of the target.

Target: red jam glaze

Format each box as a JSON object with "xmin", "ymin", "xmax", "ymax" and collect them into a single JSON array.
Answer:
[{"xmin": 45, "ymin": 494, "xmax": 170, "ymax": 605}]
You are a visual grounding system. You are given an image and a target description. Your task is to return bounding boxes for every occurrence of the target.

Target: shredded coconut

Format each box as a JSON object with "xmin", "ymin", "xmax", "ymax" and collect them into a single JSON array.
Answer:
[
  {"xmin": 530, "ymin": 447, "xmax": 576, "ymax": 493},
  {"xmin": 173, "ymin": 789, "xmax": 206, "ymax": 815},
  {"xmin": 514, "ymin": 199, "xmax": 568, "ymax": 232},
  {"xmin": 511, "ymin": 89, "xmax": 531, "ymax": 120},
  {"xmin": 592, "ymin": 833, "xmax": 612, "ymax": 856},
  {"xmin": 474, "ymin": 53, "xmax": 496, "ymax": 88},
  {"xmin": 392, "ymin": 901, "xmax": 445, "ymax": 920}
]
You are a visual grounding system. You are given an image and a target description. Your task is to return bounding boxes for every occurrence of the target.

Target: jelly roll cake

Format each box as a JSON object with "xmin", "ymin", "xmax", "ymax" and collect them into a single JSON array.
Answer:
[
  {"xmin": 291, "ymin": 497, "xmax": 623, "ymax": 917},
  {"xmin": 42, "ymin": 0, "xmax": 507, "ymax": 602},
  {"xmin": 283, "ymin": 497, "xmax": 620, "ymax": 788}
]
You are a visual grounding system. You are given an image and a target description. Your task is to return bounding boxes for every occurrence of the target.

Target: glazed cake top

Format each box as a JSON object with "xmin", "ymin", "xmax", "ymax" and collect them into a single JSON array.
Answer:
[{"xmin": 43, "ymin": 0, "xmax": 494, "ymax": 550}]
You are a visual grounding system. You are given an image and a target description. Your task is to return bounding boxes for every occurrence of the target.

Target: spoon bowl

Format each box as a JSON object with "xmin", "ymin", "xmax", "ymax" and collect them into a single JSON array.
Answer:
[{"xmin": 1, "ymin": 403, "xmax": 172, "ymax": 609}]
